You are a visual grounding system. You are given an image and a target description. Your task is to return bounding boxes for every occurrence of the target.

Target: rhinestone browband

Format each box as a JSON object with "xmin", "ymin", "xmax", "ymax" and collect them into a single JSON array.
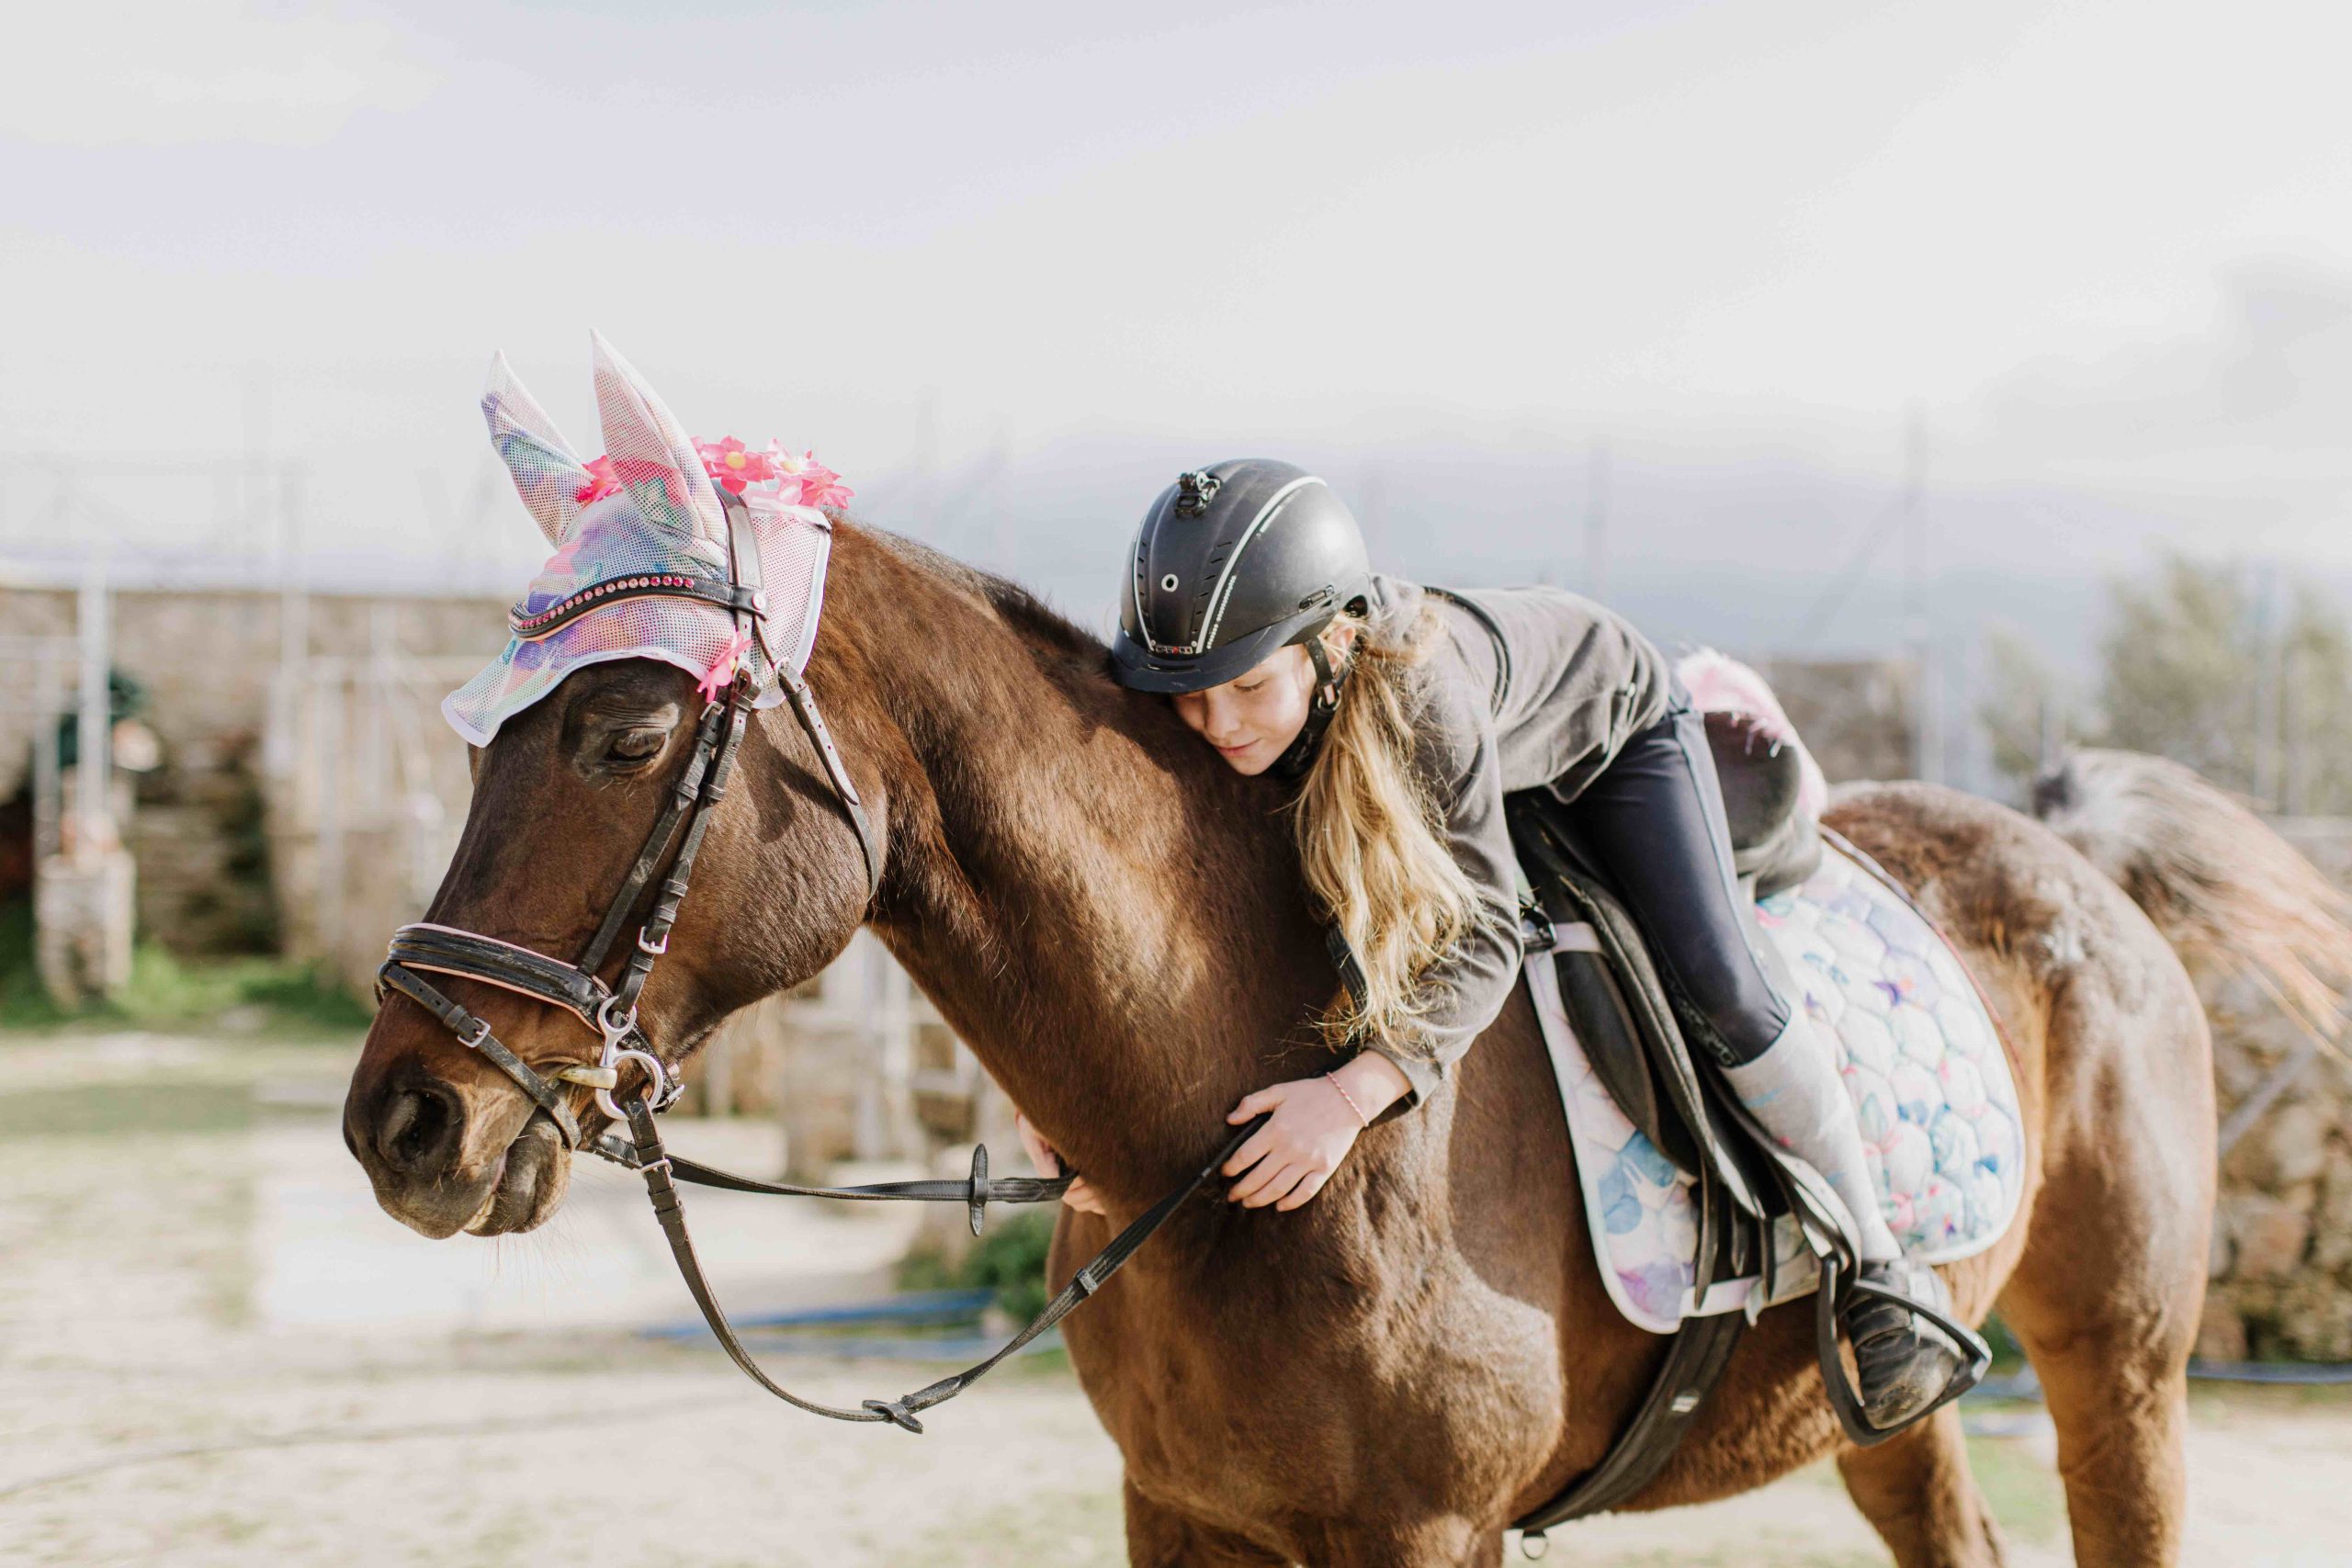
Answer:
[{"xmin": 510, "ymin": 574, "xmax": 768, "ymax": 639}]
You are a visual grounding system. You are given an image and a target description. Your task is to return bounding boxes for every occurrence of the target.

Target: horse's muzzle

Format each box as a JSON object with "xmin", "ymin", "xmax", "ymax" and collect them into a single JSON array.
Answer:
[{"xmin": 343, "ymin": 1056, "xmax": 568, "ymax": 1238}]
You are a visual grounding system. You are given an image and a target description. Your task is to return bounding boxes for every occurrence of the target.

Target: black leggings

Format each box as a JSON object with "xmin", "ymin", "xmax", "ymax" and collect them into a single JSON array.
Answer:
[{"xmin": 1564, "ymin": 699, "xmax": 1791, "ymax": 1066}]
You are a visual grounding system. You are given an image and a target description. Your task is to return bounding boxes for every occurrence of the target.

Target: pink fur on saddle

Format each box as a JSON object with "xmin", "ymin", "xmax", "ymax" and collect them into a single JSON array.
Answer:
[{"xmin": 1675, "ymin": 649, "xmax": 1829, "ymax": 824}]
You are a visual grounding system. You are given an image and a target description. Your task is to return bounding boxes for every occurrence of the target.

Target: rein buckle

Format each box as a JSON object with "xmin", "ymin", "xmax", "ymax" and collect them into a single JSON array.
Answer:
[{"xmin": 862, "ymin": 1398, "xmax": 925, "ymax": 1435}]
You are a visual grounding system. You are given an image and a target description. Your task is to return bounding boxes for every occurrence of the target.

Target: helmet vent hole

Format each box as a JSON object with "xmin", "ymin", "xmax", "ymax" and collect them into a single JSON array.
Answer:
[{"xmin": 1160, "ymin": 574, "xmax": 1179, "ymax": 592}]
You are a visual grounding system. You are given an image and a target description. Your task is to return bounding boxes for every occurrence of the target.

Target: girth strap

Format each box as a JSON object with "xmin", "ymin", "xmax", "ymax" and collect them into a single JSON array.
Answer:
[
  {"xmin": 622, "ymin": 1098, "xmax": 1270, "ymax": 1432},
  {"xmin": 1512, "ymin": 1309, "xmax": 1748, "ymax": 1541}
]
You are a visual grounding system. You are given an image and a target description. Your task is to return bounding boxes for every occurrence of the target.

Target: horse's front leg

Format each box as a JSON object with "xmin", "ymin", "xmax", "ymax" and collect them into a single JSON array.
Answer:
[
  {"xmin": 1125, "ymin": 1480, "xmax": 1503, "ymax": 1568},
  {"xmin": 1296, "ymin": 1516, "xmax": 1505, "ymax": 1567},
  {"xmin": 1122, "ymin": 1478, "xmax": 1288, "ymax": 1567}
]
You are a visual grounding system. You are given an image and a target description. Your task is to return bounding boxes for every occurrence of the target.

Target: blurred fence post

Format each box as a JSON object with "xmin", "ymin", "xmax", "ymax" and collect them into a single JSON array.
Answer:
[{"xmin": 33, "ymin": 553, "xmax": 135, "ymax": 1004}]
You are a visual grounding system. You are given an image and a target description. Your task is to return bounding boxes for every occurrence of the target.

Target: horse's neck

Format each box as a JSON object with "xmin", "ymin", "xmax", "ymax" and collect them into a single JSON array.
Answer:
[{"xmin": 851, "ymin": 548, "xmax": 1327, "ymax": 1196}]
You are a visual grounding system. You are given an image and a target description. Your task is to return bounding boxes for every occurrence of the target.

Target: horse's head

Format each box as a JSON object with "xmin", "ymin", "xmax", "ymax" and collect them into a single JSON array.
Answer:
[{"xmin": 343, "ymin": 338, "xmax": 882, "ymax": 1237}]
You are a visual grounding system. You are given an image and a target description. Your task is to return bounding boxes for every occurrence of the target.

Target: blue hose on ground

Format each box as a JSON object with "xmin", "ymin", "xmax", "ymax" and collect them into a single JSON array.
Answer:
[
  {"xmin": 1964, "ymin": 1359, "xmax": 2352, "ymax": 1404},
  {"xmin": 2187, "ymin": 1359, "xmax": 2352, "ymax": 1385},
  {"xmin": 639, "ymin": 1288, "xmax": 1070, "ymax": 1361},
  {"xmin": 649, "ymin": 1297, "xmax": 2352, "ymax": 1384}
]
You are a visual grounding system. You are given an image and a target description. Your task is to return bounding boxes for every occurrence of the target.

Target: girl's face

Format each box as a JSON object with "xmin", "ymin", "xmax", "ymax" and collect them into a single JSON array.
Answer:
[
  {"xmin": 1171, "ymin": 645, "xmax": 1316, "ymax": 776},
  {"xmin": 1171, "ymin": 624, "xmax": 1354, "ymax": 776}
]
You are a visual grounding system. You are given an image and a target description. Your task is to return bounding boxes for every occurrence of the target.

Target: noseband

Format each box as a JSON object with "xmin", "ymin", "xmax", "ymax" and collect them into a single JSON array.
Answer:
[{"xmin": 375, "ymin": 492, "xmax": 1267, "ymax": 1433}]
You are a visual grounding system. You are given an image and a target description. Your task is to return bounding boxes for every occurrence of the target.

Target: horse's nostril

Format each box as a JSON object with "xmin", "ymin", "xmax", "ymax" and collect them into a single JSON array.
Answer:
[{"xmin": 378, "ymin": 1082, "xmax": 462, "ymax": 1175}]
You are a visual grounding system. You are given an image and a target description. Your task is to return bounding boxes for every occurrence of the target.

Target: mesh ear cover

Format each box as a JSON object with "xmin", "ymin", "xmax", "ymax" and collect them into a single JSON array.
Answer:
[
  {"xmin": 447, "ymin": 337, "xmax": 841, "ymax": 746},
  {"xmin": 442, "ymin": 491, "xmax": 832, "ymax": 747}
]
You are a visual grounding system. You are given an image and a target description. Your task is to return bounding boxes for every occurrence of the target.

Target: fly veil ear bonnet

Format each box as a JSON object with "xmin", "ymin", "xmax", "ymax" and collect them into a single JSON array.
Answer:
[
  {"xmin": 386, "ymin": 331, "xmax": 874, "ymax": 1145},
  {"xmin": 441, "ymin": 333, "xmax": 850, "ymax": 746}
]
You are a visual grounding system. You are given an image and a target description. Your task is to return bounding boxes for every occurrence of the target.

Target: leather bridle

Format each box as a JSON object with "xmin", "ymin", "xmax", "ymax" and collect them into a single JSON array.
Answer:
[
  {"xmin": 379, "ymin": 490, "xmax": 882, "ymax": 1139},
  {"xmin": 377, "ymin": 491, "xmax": 1267, "ymax": 1433}
]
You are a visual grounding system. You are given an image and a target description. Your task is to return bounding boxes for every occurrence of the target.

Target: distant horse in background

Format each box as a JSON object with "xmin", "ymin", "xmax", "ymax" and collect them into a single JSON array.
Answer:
[{"xmin": 342, "ymin": 507, "xmax": 2348, "ymax": 1563}]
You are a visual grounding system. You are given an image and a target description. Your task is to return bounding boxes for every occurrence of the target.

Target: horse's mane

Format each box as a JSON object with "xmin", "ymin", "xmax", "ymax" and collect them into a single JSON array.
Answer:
[
  {"xmin": 857, "ymin": 522, "xmax": 1112, "ymax": 671},
  {"xmin": 985, "ymin": 579, "xmax": 1107, "ymax": 664}
]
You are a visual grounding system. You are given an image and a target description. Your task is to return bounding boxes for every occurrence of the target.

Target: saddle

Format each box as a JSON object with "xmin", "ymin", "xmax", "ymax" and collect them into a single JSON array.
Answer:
[
  {"xmin": 1515, "ymin": 709, "xmax": 1819, "ymax": 1189},
  {"xmin": 1504, "ymin": 712, "xmax": 1975, "ymax": 1544}
]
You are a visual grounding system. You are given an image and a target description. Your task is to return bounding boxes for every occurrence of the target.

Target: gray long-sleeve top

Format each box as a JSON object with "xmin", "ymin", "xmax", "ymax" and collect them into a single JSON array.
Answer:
[{"xmin": 1353, "ymin": 576, "xmax": 1673, "ymax": 1107}]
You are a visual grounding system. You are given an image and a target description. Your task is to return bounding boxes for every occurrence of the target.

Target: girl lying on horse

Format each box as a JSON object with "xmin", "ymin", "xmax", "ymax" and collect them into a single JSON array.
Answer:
[{"xmin": 1018, "ymin": 458, "xmax": 1984, "ymax": 1431}]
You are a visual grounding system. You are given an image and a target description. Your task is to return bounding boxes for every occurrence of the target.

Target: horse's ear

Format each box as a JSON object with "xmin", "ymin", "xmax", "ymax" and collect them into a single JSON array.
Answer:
[
  {"xmin": 481, "ymin": 352, "xmax": 592, "ymax": 547},
  {"xmin": 589, "ymin": 331, "xmax": 726, "ymax": 551}
]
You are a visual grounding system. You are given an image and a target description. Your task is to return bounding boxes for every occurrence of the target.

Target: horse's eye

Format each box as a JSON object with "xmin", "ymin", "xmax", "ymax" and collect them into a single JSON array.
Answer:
[{"xmin": 607, "ymin": 728, "xmax": 666, "ymax": 763}]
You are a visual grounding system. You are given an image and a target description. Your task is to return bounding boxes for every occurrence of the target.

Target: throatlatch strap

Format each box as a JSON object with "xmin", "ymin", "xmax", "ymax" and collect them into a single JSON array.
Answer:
[{"xmin": 780, "ymin": 664, "xmax": 885, "ymax": 900}]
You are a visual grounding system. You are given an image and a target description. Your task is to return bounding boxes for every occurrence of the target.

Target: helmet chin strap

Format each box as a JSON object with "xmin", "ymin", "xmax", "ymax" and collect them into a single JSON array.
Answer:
[{"xmin": 1272, "ymin": 628, "xmax": 1351, "ymax": 781}]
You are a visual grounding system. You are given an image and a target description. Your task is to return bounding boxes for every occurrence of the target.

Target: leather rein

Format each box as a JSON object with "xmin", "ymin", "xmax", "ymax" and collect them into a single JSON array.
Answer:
[{"xmin": 378, "ymin": 492, "xmax": 1265, "ymax": 1433}]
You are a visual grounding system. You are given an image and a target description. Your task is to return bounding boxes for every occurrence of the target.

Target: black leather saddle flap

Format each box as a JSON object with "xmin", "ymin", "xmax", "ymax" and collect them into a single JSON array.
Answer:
[{"xmin": 1506, "ymin": 791, "xmax": 1777, "ymax": 1223}]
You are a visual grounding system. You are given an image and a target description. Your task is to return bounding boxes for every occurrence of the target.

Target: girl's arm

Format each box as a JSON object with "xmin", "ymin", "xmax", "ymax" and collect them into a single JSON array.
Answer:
[
  {"xmin": 1359, "ymin": 673, "xmax": 1525, "ymax": 1111},
  {"xmin": 1220, "ymin": 678, "xmax": 1523, "ymax": 1210}
]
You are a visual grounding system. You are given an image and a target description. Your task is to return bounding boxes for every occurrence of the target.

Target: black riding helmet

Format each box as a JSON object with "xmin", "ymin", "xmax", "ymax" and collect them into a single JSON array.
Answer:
[{"xmin": 1110, "ymin": 459, "xmax": 1373, "ymax": 695}]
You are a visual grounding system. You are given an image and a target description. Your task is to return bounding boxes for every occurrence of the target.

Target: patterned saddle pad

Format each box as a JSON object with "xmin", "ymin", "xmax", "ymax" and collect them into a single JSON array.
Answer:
[{"xmin": 1524, "ymin": 844, "xmax": 2026, "ymax": 1335}]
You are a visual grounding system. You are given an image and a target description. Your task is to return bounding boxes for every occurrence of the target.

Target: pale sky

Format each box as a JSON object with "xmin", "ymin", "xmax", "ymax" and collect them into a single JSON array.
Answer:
[{"xmin": 6, "ymin": 0, "xmax": 2351, "ymax": 602}]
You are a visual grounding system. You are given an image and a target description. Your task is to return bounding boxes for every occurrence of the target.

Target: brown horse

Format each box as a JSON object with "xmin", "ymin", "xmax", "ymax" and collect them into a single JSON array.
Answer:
[{"xmin": 344, "ymin": 520, "xmax": 2337, "ymax": 1565}]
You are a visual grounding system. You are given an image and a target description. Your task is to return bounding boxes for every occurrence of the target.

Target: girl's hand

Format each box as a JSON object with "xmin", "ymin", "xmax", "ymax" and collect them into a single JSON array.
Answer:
[
  {"xmin": 1014, "ymin": 1110, "xmax": 1106, "ymax": 1216},
  {"xmin": 1221, "ymin": 1054, "xmax": 1411, "ymax": 1211}
]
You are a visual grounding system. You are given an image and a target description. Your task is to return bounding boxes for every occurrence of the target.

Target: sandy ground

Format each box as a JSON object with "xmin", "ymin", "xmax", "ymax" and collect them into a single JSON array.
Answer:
[{"xmin": 4, "ymin": 1031, "xmax": 2349, "ymax": 1567}]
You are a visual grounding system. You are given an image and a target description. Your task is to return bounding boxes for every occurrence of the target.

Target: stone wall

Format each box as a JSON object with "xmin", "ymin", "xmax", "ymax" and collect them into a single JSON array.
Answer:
[
  {"xmin": 2197, "ymin": 819, "xmax": 2352, "ymax": 1361},
  {"xmin": 0, "ymin": 584, "xmax": 506, "ymax": 960}
]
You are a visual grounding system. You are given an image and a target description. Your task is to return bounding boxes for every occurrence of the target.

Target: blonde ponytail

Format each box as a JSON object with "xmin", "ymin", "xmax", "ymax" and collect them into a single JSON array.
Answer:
[{"xmin": 1294, "ymin": 608, "xmax": 1485, "ymax": 1052}]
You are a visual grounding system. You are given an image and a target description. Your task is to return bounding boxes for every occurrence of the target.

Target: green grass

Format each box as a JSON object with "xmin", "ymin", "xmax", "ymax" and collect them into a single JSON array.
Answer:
[
  {"xmin": 0, "ymin": 1079, "xmax": 254, "ymax": 1140},
  {"xmin": 898, "ymin": 1210, "xmax": 1059, "ymax": 1320},
  {"xmin": 0, "ymin": 897, "xmax": 369, "ymax": 1036},
  {"xmin": 1964, "ymin": 1429, "xmax": 2068, "ymax": 1544}
]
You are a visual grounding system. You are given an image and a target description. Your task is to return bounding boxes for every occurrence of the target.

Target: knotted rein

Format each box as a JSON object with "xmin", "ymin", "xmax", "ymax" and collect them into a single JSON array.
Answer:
[{"xmin": 379, "ymin": 491, "xmax": 1264, "ymax": 1432}]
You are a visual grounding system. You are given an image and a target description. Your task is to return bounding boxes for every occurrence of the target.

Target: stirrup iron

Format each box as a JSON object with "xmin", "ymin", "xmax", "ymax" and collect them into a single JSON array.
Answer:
[{"xmin": 1812, "ymin": 1254, "xmax": 1993, "ymax": 1447}]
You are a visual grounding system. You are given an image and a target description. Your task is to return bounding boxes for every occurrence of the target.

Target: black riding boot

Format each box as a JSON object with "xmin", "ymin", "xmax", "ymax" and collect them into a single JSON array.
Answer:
[{"xmin": 1838, "ymin": 1258, "xmax": 1989, "ymax": 1431}]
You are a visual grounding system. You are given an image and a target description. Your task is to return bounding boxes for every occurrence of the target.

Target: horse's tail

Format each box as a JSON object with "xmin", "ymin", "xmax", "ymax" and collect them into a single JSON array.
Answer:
[{"xmin": 2031, "ymin": 749, "xmax": 2352, "ymax": 1034}]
